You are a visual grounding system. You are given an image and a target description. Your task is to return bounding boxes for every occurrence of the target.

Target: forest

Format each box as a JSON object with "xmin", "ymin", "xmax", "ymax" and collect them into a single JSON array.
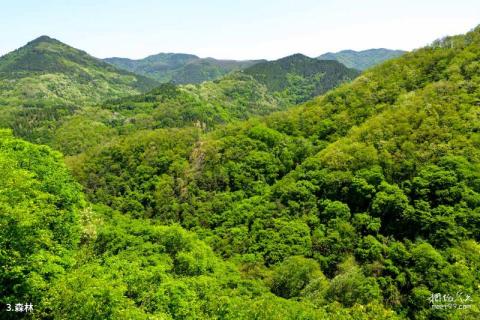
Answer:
[{"xmin": 0, "ymin": 23, "xmax": 479, "ymax": 320}]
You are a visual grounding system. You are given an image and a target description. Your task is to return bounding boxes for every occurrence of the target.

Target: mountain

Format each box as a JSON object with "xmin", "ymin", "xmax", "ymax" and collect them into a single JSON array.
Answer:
[
  {"xmin": 50, "ymin": 74, "xmax": 286, "ymax": 155},
  {"xmin": 67, "ymin": 26, "xmax": 480, "ymax": 319},
  {"xmin": 51, "ymin": 65, "xmax": 358, "ymax": 156},
  {"xmin": 50, "ymin": 55, "xmax": 360, "ymax": 155},
  {"xmin": 104, "ymin": 53, "xmax": 199, "ymax": 77},
  {"xmin": 2, "ymin": 50, "xmax": 359, "ymax": 150},
  {"xmin": 0, "ymin": 36, "xmax": 158, "ymax": 106},
  {"xmin": 104, "ymin": 53, "xmax": 263, "ymax": 84},
  {"xmin": 3, "ymin": 24, "xmax": 480, "ymax": 319},
  {"xmin": 318, "ymin": 48, "xmax": 406, "ymax": 70},
  {"xmin": 243, "ymin": 53, "xmax": 360, "ymax": 104}
]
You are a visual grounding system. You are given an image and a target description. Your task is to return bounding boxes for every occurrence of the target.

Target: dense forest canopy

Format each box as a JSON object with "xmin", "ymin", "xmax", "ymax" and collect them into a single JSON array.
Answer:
[{"xmin": 0, "ymin": 25, "xmax": 479, "ymax": 319}]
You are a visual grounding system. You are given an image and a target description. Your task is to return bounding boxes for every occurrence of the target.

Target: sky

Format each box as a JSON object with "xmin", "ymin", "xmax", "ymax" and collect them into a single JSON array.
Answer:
[{"xmin": 1, "ymin": 0, "xmax": 479, "ymax": 60}]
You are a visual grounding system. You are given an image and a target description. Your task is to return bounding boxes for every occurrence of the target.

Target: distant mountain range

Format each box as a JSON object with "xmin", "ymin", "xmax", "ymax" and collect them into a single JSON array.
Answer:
[
  {"xmin": 0, "ymin": 36, "xmax": 361, "ymax": 146},
  {"xmin": 0, "ymin": 36, "xmax": 158, "ymax": 105},
  {"xmin": 0, "ymin": 35, "xmax": 361, "ymax": 107},
  {"xmin": 104, "ymin": 53, "xmax": 264, "ymax": 84},
  {"xmin": 100, "ymin": 53, "xmax": 360, "ymax": 127},
  {"xmin": 317, "ymin": 48, "xmax": 406, "ymax": 70},
  {"xmin": 0, "ymin": 36, "xmax": 403, "ymax": 110},
  {"xmin": 90, "ymin": 53, "xmax": 360, "ymax": 139},
  {"xmin": 105, "ymin": 49, "xmax": 405, "ymax": 85}
]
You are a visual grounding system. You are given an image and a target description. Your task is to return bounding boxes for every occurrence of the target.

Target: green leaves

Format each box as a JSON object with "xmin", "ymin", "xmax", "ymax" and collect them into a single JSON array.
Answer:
[
  {"xmin": 327, "ymin": 257, "xmax": 381, "ymax": 307},
  {"xmin": 270, "ymin": 256, "xmax": 327, "ymax": 299},
  {"xmin": 4, "ymin": 21, "xmax": 480, "ymax": 320},
  {"xmin": 0, "ymin": 132, "xmax": 83, "ymax": 310}
]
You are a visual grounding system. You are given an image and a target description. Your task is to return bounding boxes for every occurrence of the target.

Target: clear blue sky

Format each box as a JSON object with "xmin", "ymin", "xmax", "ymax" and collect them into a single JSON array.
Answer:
[{"xmin": 1, "ymin": 0, "xmax": 479, "ymax": 60}]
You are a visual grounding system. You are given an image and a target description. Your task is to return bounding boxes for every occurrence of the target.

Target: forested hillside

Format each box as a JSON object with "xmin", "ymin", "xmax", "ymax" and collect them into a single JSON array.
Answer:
[
  {"xmin": 0, "ymin": 36, "xmax": 158, "ymax": 105},
  {"xmin": 0, "ymin": 36, "xmax": 159, "ymax": 145},
  {"xmin": 48, "ymin": 68, "xmax": 355, "ymax": 156},
  {"xmin": 1, "ymin": 130, "xmax": 400, "ymax": 320},
  {"xmin": 0, "ymin": 41, "xmax": 357, "ymax": 152},
  {"xmin": 44, "ymin": 74, "xmax": 281, "ymax": 156},
  {"xmin": 243, "ymin": 54, "xmax": 359, "ymax": 104},
  {"xmin": 318, "ymin": 49, "xmax": 406, "ymax": 70},
  {"xmin": 67, "ymin": 27, "xmax": 480, "ymax": 319},
  {"xmin": 1, "ymin": 25, "xmax": 479, "ymax": 319},
  {"xmin": 104, "ymin": 53, "xmax": 262, "ymax": 84}
]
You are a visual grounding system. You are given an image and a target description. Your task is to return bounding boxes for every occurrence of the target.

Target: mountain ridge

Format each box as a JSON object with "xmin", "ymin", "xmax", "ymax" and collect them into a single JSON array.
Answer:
[
  {"xmin": 0, "ymin": 35, "xmax": 159, "ymax": 105},
  {"xmin": 104, "ymin": 52, "xmax": 264, "ymax": 84},
  {"xmin": 318, "ymin": 48, "xmax": 406, "ymax": 70},
  {"xmin": 242, "ymin": 53, "xmax": 360, "ymax": 103}
]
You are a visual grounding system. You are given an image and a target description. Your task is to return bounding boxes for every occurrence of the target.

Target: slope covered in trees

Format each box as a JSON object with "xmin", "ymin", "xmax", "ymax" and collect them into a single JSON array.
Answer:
[
  {"xmin": 1, "ymin": 24, "xmax": 480, "ymax": 319},
  {"xmin": 1, "ymin": 131, "xmax": 404, "ymax": 319},
  {"xmin": 96, "ymin": 55, "xmax": 359, "ymax": 135},
  {"xmin": 318, "ymin": 48, "xmax": 406, "ymax": 70},
  {"xmin": 97, "ymin": 73, "xmax": 284, "ymax": 133},
  {"xmin": 19, "ymin": 72, "xmax": 297, "ymax": 155},
  {"xmin": 243, "ymin": 54, "xmax": 360, "ymax": 104},
  {"xmin": 50, "ymin": 64, "xmax": 358, "ymax": 156},
  {"xmin": 0, "ymin": 36, "xmax": 158, "ymax": 106},
  {"xmin": 0, "ymin": 129, "xmax": 85, "ymax": 319},
  {"xmin": 104, "ymin": 53, "xmax": 263, "ymax": 84},
  {"xmin": 0, "ymin": 38, "xmax": 358, "ymax": 151},
  {"xmin": 0, "ymin": 36, "xmax": 160, "ymax": 146},
  {"xmin": 66, "ymin": 27, "xmax": 480, "ymax": 319}
]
